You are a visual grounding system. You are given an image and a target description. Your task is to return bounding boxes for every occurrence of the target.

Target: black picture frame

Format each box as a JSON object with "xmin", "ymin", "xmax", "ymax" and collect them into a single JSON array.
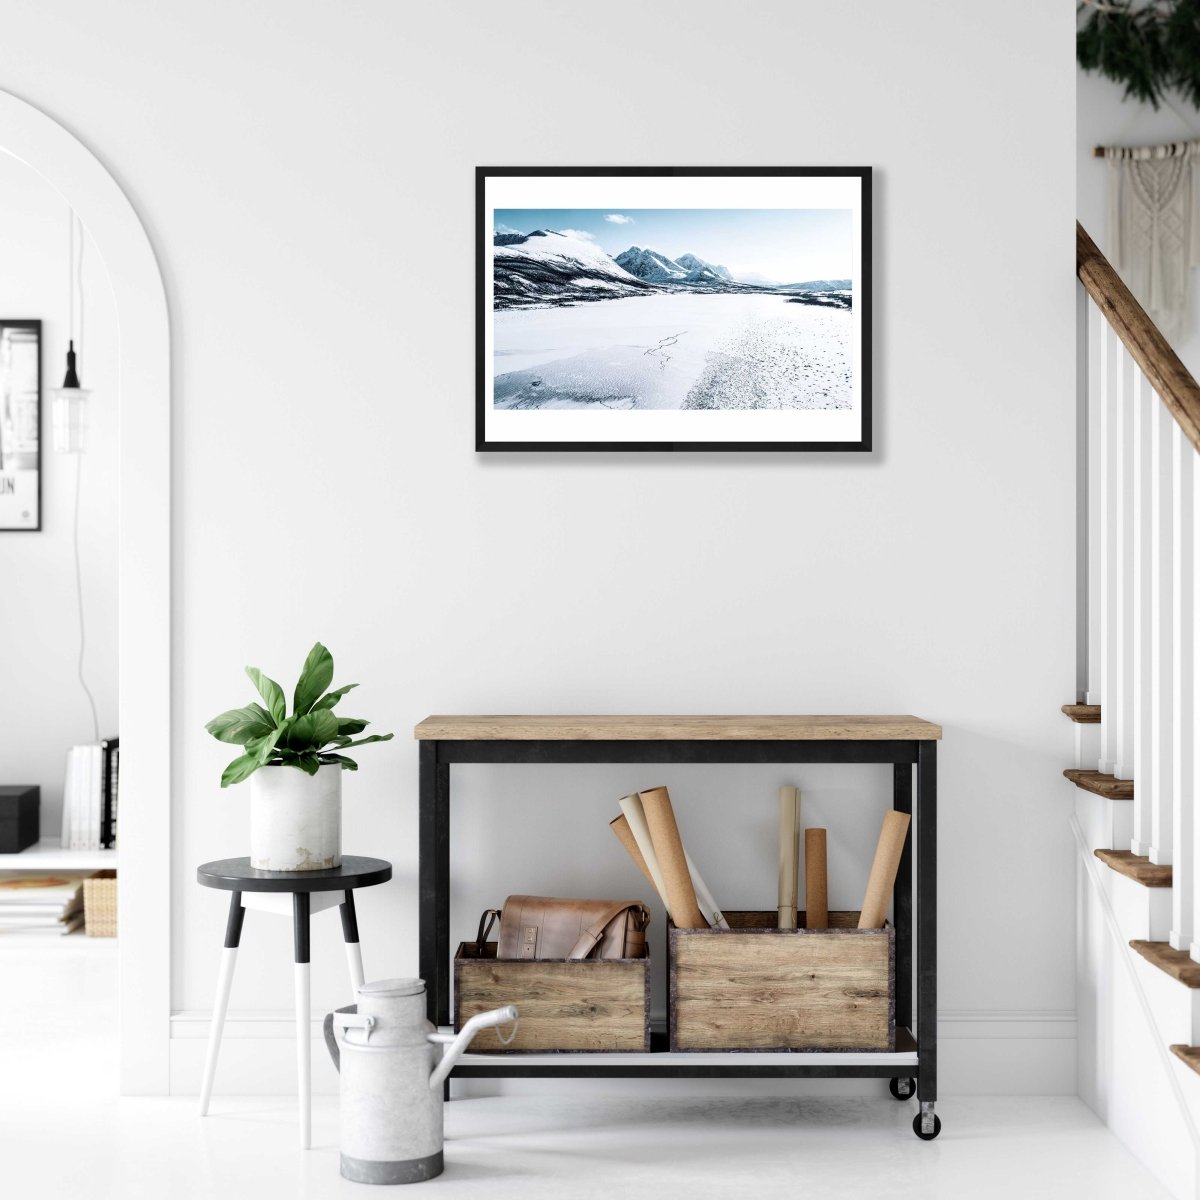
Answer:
[
  {"xmin": 0, "ymin": 319, "xmax": 43, "ymax": 530},
  {"xmin": 476, "ymin": 167, "xmax": 871, "ymax": 453}
]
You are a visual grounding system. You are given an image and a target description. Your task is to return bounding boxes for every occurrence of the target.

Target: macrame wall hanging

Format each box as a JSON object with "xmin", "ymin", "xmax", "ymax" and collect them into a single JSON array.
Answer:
[{"xmin": 1099, "ymin": 140, "xmax": 1200, "ymax": 341}]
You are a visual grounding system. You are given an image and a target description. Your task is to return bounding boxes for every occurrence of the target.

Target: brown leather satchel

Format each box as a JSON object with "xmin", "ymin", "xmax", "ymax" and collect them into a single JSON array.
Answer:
[{"xmin": 474, "ymin": 895, "xmax": 650, "ymax": 961}]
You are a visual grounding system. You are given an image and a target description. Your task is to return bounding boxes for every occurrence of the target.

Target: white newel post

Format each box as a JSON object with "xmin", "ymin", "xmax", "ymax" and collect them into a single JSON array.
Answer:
[
  {"xmin": 1149, "ymin": 400, "xmax": 1176, "ymax": 866},
  {"xmin": 1114, "ymin": 349, "xmax": 1136, "ymax": 781},
  {"xmin": 1086, "ymin": 300, "xmax": 1103, "ymax": 710},
  {"xmin": 1132, "ymin": 370, "xmax": 1155, "ymax": 853},
  {"xmin": 1170, "ymin": 428, "xmax": 1195, "ymax": 948},
  {"xmin": 1099, "ymin": 322, "xmax": 1120, "ymax": 777}
]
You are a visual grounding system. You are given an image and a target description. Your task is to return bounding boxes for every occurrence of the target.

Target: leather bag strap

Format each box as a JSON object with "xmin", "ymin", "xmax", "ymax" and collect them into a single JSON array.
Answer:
[
  {"xmin": 475, "ymin": 908, "xmax": 501, "ymax": 954},
  {"xmin": 566, "ymin": 901, "xmax": 649, "ymax": 960}
]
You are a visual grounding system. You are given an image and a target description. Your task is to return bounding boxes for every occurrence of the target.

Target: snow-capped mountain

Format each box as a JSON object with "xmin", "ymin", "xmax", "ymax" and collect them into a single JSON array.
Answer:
[
  {"xmin": 492, "ymin": 230, "xmax": 652, "ymax": 309},
  {"xmin": 779, "ymin": 278, "xmax": 852, "ymax": 292},
  {"xmin": 674, "ymin": 253, "xmax": 731, "ymax": 281},
  {"xmin": 613, "ymin": 246, "xmax": 689, "ymax": 283}
]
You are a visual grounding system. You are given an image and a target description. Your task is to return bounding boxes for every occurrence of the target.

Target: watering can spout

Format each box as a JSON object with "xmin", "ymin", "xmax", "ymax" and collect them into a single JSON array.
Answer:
[{"xmin": 428, "ymin": 1006, "xmax": 518, "ymax": 1090}]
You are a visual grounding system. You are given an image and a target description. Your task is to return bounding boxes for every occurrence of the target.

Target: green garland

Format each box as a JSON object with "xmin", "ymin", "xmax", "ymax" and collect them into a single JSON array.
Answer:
[{"xmin": 1078, "ymin": 0, "xmax": 1200, "ymax": 109}]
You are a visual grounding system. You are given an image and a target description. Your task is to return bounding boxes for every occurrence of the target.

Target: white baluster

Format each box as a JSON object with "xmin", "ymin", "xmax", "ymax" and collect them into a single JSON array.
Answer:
[
  {"xmin": 1188, "ymin": 443, "xmax": 1200, "ymax": 964},
  {"xmin": 1131, "ymin": 369, "xmax": 1155, "ymax": 855},
  {"xmin": 1099, "ymin": 322, "xmax": 1120, "ymax": 776},
  {"xmin": 1086, "ymin": 299, "xmax": 1103, "ymax": 710},
  {"xmin": 1170, "ymin": 426, "xmax": 1194, "ymax": 947},
  {"xmin": 1114, "ymin": 348, "xmax": 1136, "ymax": 781},
  {"xmin": 1149, "ymin": 400, "xmax": 1176, "ymax": 865}
]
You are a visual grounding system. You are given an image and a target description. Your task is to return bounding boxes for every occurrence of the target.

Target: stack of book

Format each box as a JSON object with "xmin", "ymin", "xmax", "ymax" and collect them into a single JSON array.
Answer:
[
  {"xmin": 61, "ymin": 738, "xmax": 119, "ymax": 851},
  {"xmin": 0, "ymin": 872, "xmax": 88, "ymax": 935}
]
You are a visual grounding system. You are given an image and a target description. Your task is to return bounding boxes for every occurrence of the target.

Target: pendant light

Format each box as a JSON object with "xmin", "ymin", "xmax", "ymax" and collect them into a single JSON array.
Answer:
[{"xmin": 50, "ymin": 211, "xmax": 92, "ymax": 454}]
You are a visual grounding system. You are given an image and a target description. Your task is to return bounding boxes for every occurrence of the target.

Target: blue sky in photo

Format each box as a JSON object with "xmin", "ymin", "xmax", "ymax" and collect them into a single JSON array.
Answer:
[{"xmin": 493, "ymin": 208, "xmax": 852, "ymax": 283}]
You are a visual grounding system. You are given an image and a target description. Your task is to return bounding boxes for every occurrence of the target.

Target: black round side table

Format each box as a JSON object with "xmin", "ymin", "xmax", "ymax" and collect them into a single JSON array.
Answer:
[{"xmin": 196, "ymin": 856, "xmax": 391, "ymax": 1148}]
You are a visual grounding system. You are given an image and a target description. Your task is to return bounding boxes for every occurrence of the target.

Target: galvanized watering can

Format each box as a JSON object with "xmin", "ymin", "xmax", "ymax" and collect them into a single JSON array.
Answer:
[{"xmin": 324, "ymin": 977, "xmax": 517, "ymax": 1185}]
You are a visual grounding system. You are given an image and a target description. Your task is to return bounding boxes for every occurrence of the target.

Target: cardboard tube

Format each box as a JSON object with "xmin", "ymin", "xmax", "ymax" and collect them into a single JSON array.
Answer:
[
  {"xmin": 778, "ymin": 786, "xmax": 799, "ymax": 929},
  {"xmin": 858, "ymin": 811, "xmax": 911, "ymax": 928},
  {"xmin": 805, "ymin": 828, "xmax": 828, "ymax": 930},
  {"xmin": 610, "ymin": 813, "xmax": 661, "ymax": 899},
  {"xmin": 639, "ymin": 786, "xmax": 708, "ymax": 929},
  {"xmin": 617, "ymin": 794, "xmax": 670, "ymax": 909}
]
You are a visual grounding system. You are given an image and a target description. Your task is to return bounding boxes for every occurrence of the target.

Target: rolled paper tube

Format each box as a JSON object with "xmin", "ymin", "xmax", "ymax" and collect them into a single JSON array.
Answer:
[
  {"xmin": 617, "ymin": 794, "xmax": 671, "ymax": 910},
  {"xmin": 638, "ymin": 786, "xmax": 708, "ymax": 929},
  {"xmin": 683, "ymin": 849, "xmax": 730, "ymax": 930},
  {"xmin": 805, "ymin": 828, "xmax": 828, "ymax": 930},
  {"xmin": 858, "ymin": 810, "xmax": 912, "ymax": 929},
  {"xmin": 778, "ymin": 786, "xmax": 799, "ymax": 929},
  {"xmin": 609, "ymin": 813, "xmax": 661, "ymax": 899}
]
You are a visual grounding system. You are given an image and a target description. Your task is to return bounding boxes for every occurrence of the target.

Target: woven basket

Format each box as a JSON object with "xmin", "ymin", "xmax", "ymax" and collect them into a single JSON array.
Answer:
[{"xmin": 83, "ymin": 870, "xmax": 117, "ymax": 938}]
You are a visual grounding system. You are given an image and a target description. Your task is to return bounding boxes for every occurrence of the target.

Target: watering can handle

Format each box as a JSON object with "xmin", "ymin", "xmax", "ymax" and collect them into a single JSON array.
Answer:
[
  {"xmin": 323, "ymin": 1012, "xmax": 340, "ymax": 1073},
  {"xmin": 324, "ymin": 1004, "xmax": 374, "ymax": 1072}
]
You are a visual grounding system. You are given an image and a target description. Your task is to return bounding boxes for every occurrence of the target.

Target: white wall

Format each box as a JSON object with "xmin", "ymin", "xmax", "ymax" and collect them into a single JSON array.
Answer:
[
  {"xmin": 1078, "ymin": 68, "xmax": 1200, "ymax": 374},
  {"xmin": 0, "ymin": 152, "xmax": 117, "ymax": 835},
  {"xmin": 0, "ymin": 1, "xmax": 1076, "ymax": 1093}
]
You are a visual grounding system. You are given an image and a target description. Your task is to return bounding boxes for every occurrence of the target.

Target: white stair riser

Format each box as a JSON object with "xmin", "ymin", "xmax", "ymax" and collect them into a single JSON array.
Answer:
[
  {"xmin": 1076, "ymin": 791, "xmax": 1133, "ymax": 855},
  {"xmin": 1106, "ymin": 871, "xmax": 1171, "ymax": 943}
]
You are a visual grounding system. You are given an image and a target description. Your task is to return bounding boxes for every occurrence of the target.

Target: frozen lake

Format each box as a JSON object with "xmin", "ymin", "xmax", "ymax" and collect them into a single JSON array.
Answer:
[{"xmin": 492, "ymin": 293, "xmax": 851, "ymax": 411}]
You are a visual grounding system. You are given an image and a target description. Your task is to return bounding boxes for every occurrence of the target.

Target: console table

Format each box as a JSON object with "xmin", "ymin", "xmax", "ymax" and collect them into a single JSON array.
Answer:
[{"xmin": 414, "ymin": 715, "xmax": 941, "ymax": 1139}]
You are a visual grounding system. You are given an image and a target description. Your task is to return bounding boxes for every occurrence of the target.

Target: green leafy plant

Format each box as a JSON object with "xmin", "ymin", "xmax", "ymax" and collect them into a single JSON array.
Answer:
[
  {"xmin": 1078, "ymin": 1, "xmax": 1200, "ymax": 110},
  {"xmin": 206, "ymin": 642, "xmax": 394, "ymax": 787}
]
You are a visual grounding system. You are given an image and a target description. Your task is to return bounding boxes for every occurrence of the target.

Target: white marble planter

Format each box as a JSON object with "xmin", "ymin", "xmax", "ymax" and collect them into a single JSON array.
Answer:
[{"xmin": 249, "ymin": 763, "xmax": 342, "ymax": 871}]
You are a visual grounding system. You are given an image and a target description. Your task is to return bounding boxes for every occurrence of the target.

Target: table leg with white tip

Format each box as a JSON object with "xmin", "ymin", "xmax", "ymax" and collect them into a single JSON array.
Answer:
[
  {"xmin": 293, "ymin": 892, "xmax": 311, "ymax": 1150},
  {"xmin": 340, "ymin": 890, "xmax": 366, "ymax": 994},
  {"xmin": 199, "ymin": 891, "xmax": 244, "ymax": 1117}
]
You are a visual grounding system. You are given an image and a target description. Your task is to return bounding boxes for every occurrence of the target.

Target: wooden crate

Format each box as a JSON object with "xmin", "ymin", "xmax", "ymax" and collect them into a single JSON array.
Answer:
[
  {"xmin": 454, "ymin": 941, "xmax": 650, "ymax": 1053},
  {"xmin": 669, "ymin": 910, "xmax": 894, "ymax": 1052}
]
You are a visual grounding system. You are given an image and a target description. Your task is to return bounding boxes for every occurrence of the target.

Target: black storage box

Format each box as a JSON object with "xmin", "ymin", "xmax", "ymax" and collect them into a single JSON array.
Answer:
[{"xmin": 0, "ymin": 786, "xmax": 39, "ymax": 853}]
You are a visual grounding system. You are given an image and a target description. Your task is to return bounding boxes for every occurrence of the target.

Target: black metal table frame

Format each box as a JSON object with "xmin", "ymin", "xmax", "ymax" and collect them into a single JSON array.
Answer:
[{"xmin": 418, "ymin": 738, "xmax": 935, "ymax": 1114}]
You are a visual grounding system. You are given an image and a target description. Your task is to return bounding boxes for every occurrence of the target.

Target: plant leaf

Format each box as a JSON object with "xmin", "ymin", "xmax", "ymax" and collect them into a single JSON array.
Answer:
[
  {"xmin": 245, "ymin": 667, "xmax": 286, "ymax": 724},
  {"xmin": 312, "ymin": 683, "xmax": 358, "ymax": 712},
  {"xmin": 336, "ymin": 717, "xmax": 369, "ymax": 737},
  {"xmin": 250, "ymin": 726, "xmax": 284, "ymax": 765},
  {"xmin": 293, "ymin": 642, "xmax": 335, "ymax": 717},
  {"xmin": 320, "ymin": 753, "xmax": 359, "ymax": 771},
  {"xmin": 336, "ymin": 733, "xmax": 394, "ymax": 751},
  {"xmin": 220, "ymin": 752, "xmax": 261, "ymax": 787},
  {"xmin": 281, "ymin": 708, "xmax": 340, "ymax": 753},
  {"xmin": 294, "ymin": 752, "xmax": 321, "ymax": 776},
  {"xmin": 206, "ymin": 703, "xmax": 275, "ymax": 746}
]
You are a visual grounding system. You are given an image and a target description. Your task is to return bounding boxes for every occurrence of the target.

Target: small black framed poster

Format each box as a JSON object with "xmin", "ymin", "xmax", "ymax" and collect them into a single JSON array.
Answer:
[
  {"xmin": 476, "ymin": 167, "xmax": 871, "ymax": 453},
  {"xmin": 0, "ymin": 320, "xmax": 42, "ymax": 529}
]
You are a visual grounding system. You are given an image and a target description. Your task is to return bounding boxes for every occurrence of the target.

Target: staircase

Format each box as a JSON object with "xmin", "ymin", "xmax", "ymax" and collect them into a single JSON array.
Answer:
[{"xmin": 1073, "ymin": 224, "xmax": 1200, "ymax": 1199}]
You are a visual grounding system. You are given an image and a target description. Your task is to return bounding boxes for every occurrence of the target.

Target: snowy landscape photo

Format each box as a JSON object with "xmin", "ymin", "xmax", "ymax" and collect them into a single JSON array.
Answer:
[{"xmin": 477, "ymin": 169, "xmax": 870, "ymax": 451}]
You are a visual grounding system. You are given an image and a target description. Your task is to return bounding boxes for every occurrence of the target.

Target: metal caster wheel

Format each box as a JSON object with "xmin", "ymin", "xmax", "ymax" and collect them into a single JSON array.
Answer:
[
  {"xmin": 889, "ymin": 1077, "xmax": 915, "ymax": 1101},
  {"xmin": 913, "ymin": 1112, "xmax": 942, "ymax": 1141}
]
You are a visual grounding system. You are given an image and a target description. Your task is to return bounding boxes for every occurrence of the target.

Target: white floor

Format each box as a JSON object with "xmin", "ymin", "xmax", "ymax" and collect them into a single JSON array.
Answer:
[{"xmin": 0, "ymin": 945, "xmax": 1175, "ymax": 1199}]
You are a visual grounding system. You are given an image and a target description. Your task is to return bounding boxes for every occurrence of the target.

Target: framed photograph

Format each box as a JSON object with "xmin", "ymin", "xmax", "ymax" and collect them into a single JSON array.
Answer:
[
  {"xmin": 477, "ymin": 167, "xmax": 870, "ymax": 453},
  {"xmin": 0, "ymin": 320, "xmax": 42, "ymax": 529}
]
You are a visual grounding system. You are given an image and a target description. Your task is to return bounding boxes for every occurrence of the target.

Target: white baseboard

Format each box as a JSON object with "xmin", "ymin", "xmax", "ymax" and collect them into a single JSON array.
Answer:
[{"xmin": 169, "ymin": 1009, "xmax": 1077, "ymax": 1098}]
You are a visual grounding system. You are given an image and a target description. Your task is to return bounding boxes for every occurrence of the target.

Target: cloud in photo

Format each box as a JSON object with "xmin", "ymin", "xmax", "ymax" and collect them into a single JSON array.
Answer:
[
  {"xmin": 604, "ymin": 213, "xmax": 634, "ymax": 225},
  {"xmin": 494, "ymin": 223, "xmax": 522, "ymax": 236},
  {"xmin": 558, "ymin": 228, "xmax": 596, "ymax": 241}
]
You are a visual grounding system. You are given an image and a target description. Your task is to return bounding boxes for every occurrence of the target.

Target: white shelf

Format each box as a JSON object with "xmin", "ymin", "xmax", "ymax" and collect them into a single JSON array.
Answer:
[
  {"xmin": 0, "ymin": 837, "xmax": 117, "ymax": 871},
  {"xmin": 439, "ymin": 1026, "xmax": 919, "ymax": 1070},
  {"xmin": 0, "ymin": 930, "xmax": 116, "ymax": 948}
]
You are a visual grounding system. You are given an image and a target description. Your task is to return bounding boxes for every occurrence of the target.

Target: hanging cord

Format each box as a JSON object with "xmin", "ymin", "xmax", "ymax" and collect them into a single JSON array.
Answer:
[{"xmin": 68, "ymin": 209, "xmax": 99, "ymax": 744}]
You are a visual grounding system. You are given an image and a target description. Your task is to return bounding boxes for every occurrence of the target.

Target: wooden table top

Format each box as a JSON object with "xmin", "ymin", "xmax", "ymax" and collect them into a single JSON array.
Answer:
[{"xmin": 413, "ymin": 715, "xmax": 942, "ymax": 742}]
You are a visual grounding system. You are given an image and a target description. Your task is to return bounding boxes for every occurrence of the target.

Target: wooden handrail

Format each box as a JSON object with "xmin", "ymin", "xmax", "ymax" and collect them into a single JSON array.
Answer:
[{"xmin": 1077, "ymin": 221, "xmax": 1200, "ymax": 453}]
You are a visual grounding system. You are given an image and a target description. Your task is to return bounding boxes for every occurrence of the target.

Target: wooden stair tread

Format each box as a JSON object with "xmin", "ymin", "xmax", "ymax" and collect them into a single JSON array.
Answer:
[
  {"xmin": 1094, "ymin": 849, "xmax": 1172, "ymax": 887},
  {"xmin": 1170, "ymin": 1045, "xmax": 1200, "ymax": 1076},
  {"xmin": 1063, "ymin": 769, "xmax": 1134, "ymax": 799},
  {"xmin": 1062, "ymin": 704, "xmax": 1101, "ymax": 724},
  {"xmin": 1130, "ymin": 941, "xmax": 1200, "ymax": 987}
]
